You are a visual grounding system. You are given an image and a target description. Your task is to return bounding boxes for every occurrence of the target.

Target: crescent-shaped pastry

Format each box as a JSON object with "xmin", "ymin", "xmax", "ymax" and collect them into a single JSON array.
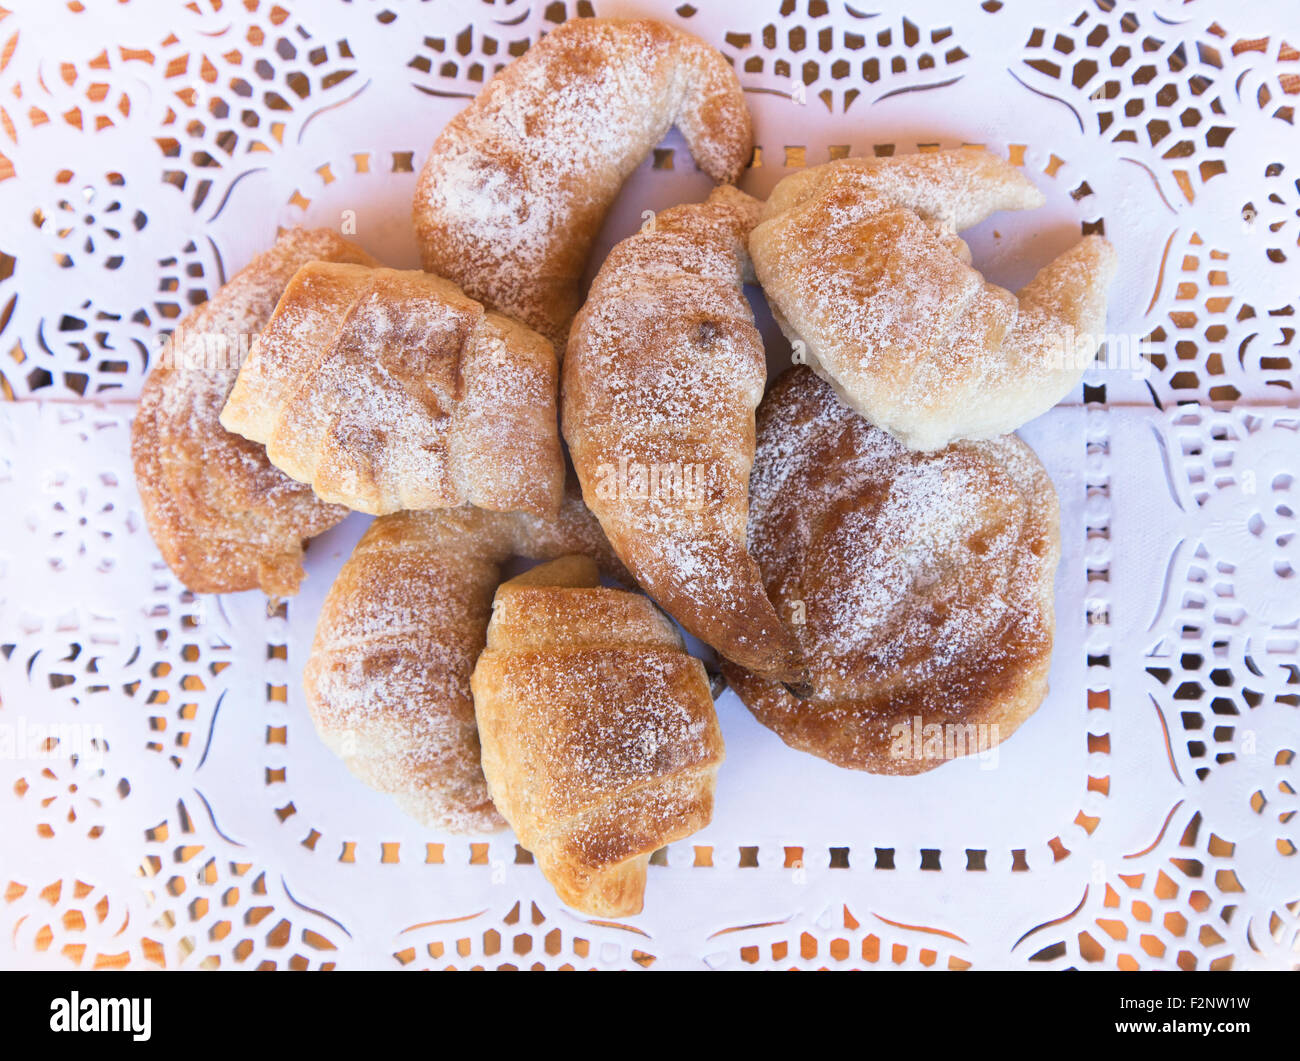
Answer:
[
  {"xmin": 303, "ymin": 484, "xmax": 627, "ymax": 833},
  {"xmin": 413, "ymin": 16, "xmax": 752, "ymax": 350},
  {"xmin": 220, "ymin": 262, "xmax": 564, "ymax": 517},
  {"xmin": 472, "ymin": 556, "xmax": 724, "ymax": 915},
  {"xmin": 131, "ymin": 228, "xmax": 375, "ymax": 596},
  {"xmin": 563, "ymin": 185, "xmax": 804, "ymax": 682},
  {"xmin": 749, "ymin": 148, "xmax": 1118, "ymax": 451},
  {"xmin": 720, "ymin": 367, "xmax": 1060, "ymax": 774}
]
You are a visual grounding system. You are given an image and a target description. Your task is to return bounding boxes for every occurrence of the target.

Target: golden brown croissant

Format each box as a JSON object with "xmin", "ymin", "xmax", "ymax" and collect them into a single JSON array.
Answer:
[
  {"xmin": 131, "ymin": 228, "xmax": 375, "ymax": 596},
  {"xmin": 720, "ymin": 367, "xmax": 1060, "ymax": 774},
  {"xmin": 563, "ymin": 185, "xmax": 804, "ymax": 683},
  {"xmin": 413, "ymin": 16, "xmax": 752, "ymax": 350},
  {"xmin": 303, "ymin": 483, "xmax": 626, "ymax": 833},
  {"xmin": 220, "ymin": 262, "xmax": 564, "ymax": 517},
  {"xmin": 472, "ymin": 556, "xmax": 724, "ymax": 915},
  {"xmin": 749, "ymin": 148, "xmax": 1118, "ymax": 451}
]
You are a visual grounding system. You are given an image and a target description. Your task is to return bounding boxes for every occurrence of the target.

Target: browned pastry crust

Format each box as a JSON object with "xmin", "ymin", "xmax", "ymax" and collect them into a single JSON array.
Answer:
[
  {"xmin": 472, "ymin": 556, "xmax": 724, "ymax": 915},
  {"xmin": 413, "ymin": 16, "xmax": 752, "ymax": 350},
  {"xmin": 750, "ymin": 148, "xmax": 1117, "ymax": 451},
  {"xmin": 720, "ymin": 367, "xmax": 1060, "ymax": 774},
  {"xmin": 564, "ymin": 185, "xmax": 803, "ymax": 682},
  {"xmin": 220, "ymin": 262, "xmax": 564, "ymax": 517},
  {"xmin": 303, "ymin": 483, "xmax": 627, "ymax": 834},
  {"xmin": 131, "ymin": 228, "xmax": 376, "ymax": 597}
]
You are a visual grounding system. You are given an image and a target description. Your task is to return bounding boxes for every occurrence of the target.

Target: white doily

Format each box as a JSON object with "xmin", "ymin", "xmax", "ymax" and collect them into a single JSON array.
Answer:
[{"xmin": 0, "ymin": 0, "xmax": 1296, "ymax": 970}]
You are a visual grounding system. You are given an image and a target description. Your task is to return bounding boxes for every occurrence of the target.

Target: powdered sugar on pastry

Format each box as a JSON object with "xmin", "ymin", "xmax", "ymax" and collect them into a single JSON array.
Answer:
[
  {"xmin": 722, "ymin": 367, "xmax": 1060, "ymax": 774},
  {"xmin": 472, "ymin": 558, "xmax": 723, "ymax": 914},
  {"xmin": 750, "ymin": 148, "xmax": 1117, "ymax": 451},
  {"xmin": 303, "ymin": 485, "xmax": 629, "ymax": 835},
  {"xmin": 220, "ymin": 262, "xmax": 564, "ymax": 517},
  {"xmin": 414, "ymin": 17, "xmax": 752, "ymax": 351},
  {"xmin": 131, "ymin": 228, "xmax": 376, "ymax": 597},
  {"xmin": 564, "ymin": 185, "xmax": 803, "ymax": 681}
]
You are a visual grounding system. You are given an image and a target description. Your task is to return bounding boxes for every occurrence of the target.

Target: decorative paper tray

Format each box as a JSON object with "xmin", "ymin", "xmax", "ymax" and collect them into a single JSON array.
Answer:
[{"xmin": 0, "ymin": 0, "xmax": 1295, "ymax": 970}]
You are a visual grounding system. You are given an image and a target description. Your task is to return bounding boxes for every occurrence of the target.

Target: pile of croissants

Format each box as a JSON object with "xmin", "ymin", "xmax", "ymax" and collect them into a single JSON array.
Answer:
[{"xmin": 130, "ymin": 17, "xmax": 1115, "ymax": 916}]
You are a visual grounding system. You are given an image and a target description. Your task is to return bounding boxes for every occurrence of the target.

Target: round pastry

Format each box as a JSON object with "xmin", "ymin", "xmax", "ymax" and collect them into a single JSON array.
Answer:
[{"xmin": 720, "ymin": 367, "xmax": 1061, "ymax": 774}]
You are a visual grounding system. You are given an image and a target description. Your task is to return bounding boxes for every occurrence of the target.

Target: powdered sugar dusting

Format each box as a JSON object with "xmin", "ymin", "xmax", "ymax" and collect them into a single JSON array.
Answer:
[
  {"xmin": 413, "ymin": 17, "xmax": 752, "ymax": 350},
  {"xmin": 563, "ymin": 186, "xmax": 802, "ymax": 677},
  {"xmin": 473, "ymin": 577, "xmax": 723, "ymax": 879},
  {"xmin": 221, "ymin": 263, "xmax": 563, "ymax": 516},
  {"xmin": 303, "ymin": 489, "xmax": 627, "ymax": 835},
  {"xmin": 731, "ymin": 367, "xmax": 1060, "ymax": 765},
  {"xmin": 131, "ymin": 227, "xmax": 375, "ymax": 595},
  {"xmin": 750, "ymin": 149, "xmax": 1116, "ymax": 451}
]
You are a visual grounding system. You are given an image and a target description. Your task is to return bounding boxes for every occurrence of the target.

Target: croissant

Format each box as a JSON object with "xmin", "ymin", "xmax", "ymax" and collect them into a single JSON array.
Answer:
[
  {"xmin": 303, "ymin": 483, "xmax": 626, "ymax": 833},
  {"xmin": 749, "ymin": 148, "xmax": 1118, "ymax": 451},
  {"xmin": 564, "ymin": 185, "xmax": 804, "ymax": 683},
  {"xmin": 413, "ymin": 16, "xmax": 752, "ymax": 350},
  {"xmin": 131, "ymin": 228, "xmax": 375, "ymax": 596},
  {"xmin": 720, "ymin": 367, "xmax": 1060, "ymax": 773},
  {"xmin": 220, "ymin": 262, "xmax": 564, "ymax": 516},
  {"xmin": 471, "ymin": 556, "xmax": 724, "ymax": 915}
]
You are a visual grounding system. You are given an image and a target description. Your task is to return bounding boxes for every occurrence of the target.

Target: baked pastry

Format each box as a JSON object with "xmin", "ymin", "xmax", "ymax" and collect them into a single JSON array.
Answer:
[
  {"xmin": 413, "ymin": 16, "xmax": 752, "ymax": 350},
  {"xmin": 564, "ymin": 185, "xmax": 803, "ymax": 682},
  {"xmin": 132, "ymin": 228, "xmax": 375, "ymax": 596},
  {"xmin": 749, "ymin": 148, "xmax": 1118, "ymax": 451},
  {"xmin": 720, "ymin": 367, "xmax": 1060, "ymax": 774},
  {"xmin": 303, "ymin": 483, "xmax": 625, "ymax": 833},
  {"xmin": 220, "ymin": 262, "xmax": 564, "ymax": 517},
  {"xmin": 472, "ymin": 556, "xmax": 724, "ymax": 915}
]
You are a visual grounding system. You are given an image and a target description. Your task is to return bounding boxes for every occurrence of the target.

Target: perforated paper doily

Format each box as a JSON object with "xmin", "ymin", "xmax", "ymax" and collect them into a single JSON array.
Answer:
[{"xmin": 0, "ymin": 0, "xmax": 1296, "ymax": 971}]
